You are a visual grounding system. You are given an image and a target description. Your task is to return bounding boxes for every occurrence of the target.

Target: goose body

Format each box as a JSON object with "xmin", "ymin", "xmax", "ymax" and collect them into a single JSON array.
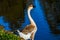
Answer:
[{"xmin": 17, "ymin": 4, "xmax": 37, "ymax": 40}]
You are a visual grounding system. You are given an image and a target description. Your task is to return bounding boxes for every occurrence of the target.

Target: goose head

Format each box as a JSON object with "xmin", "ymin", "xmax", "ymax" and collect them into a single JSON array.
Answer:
[{"xmin": 28, "ymin": 4, "xmax": 33, "ymax": 10}]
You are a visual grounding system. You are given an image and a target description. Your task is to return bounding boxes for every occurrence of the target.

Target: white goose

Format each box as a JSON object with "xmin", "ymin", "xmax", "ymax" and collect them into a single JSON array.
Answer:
[{"xmin": 17, "ymin": 4, "xmax": 37, "ymax": 40}]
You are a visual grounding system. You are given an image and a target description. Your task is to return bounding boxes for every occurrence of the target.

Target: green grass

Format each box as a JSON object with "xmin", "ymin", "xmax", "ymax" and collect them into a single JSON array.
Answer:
[{"xmin": 0, "ymin": 28, "xmax": 21, "ymax": 40}]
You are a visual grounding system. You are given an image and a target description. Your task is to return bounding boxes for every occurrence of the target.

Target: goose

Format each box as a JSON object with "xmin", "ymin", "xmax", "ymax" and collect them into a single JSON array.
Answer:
[{"xmin": 17, "ymin": 4, "xmax": 37, "ymax": 40}]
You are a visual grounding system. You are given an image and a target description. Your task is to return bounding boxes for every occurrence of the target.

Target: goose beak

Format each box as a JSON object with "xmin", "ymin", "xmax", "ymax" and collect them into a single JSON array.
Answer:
[{"xmin": 33, "ymin": 5, "xmax": 36, "ymax": 8}]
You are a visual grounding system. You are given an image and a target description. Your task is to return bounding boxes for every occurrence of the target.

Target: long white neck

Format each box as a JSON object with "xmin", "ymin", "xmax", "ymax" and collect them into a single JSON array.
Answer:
[{"xmin": 27, "ymin": 7, "xmax": 36, "ymax": 26}]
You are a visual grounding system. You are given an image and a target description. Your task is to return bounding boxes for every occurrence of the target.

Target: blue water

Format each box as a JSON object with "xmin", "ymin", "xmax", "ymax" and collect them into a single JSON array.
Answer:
[{"xmin": 0, "ymin": 0, "xmax": 60, "ymax": 40}]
